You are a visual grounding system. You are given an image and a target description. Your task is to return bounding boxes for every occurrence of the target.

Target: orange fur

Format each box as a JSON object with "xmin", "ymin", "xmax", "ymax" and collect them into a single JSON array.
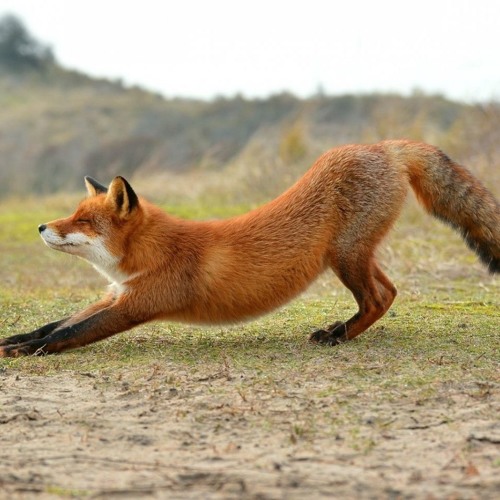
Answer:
[{"xmin": 1, "ymin": 140, "xmax": 498, "ymax": 356}]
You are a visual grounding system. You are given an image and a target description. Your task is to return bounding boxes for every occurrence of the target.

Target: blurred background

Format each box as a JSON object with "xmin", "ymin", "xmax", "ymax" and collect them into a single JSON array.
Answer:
[{"xmin": 0, "ymin": 0, "xmax": 498, "ymax": 204}]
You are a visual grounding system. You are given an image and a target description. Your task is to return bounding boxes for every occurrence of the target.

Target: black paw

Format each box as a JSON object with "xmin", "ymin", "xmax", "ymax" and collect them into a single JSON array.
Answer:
[
  {"xmin": 309, "ymin": 321, "xmax": 347, "ymax": 346},
  {"xmin": 0, "ymin": 336, "xmax": 22, "ymax": 347},
  {"xmin": 0, "ymin": 341, "xmax": 48, "ymax": 357}
]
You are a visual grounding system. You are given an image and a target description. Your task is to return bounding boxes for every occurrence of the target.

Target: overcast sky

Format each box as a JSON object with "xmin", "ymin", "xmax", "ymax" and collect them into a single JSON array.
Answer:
[{"xmin": 0, "ymin": 0, "xmax": 499, "ymax": 101}]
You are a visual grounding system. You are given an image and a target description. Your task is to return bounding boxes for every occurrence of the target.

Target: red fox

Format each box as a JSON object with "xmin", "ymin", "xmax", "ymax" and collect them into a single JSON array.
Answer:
[{"xmin": 1, "ymin": 140, "xmax": 498, "ymax": 357}]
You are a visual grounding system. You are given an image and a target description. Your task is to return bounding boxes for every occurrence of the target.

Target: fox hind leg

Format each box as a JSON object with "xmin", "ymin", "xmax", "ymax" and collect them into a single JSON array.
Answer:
[{"xmin": 310, "ymin": 258, "xmax": 397, "ymax": 345}]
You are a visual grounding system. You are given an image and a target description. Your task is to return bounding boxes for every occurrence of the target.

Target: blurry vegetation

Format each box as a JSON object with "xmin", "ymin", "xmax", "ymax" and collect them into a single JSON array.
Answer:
[
  {"xmin": 279, "ymin": 120, "xmax": 308, "ymax": 164},
  {"xmin": 0, "ymin": 14, "xmax": 54, "ymax": 71},
  {"xmin": 0, "ymin": 14, "xmax": 498, "ymax": 203}
]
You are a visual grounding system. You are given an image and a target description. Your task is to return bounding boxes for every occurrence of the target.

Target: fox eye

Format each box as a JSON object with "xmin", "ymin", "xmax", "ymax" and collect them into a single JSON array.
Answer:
[{"xmin": 76, "ymin": 218, "xmax": 90, "ymax": 224}]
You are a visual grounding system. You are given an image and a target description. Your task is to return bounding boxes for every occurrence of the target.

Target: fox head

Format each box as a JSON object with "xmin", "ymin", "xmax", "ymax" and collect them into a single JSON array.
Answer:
[{"xmin": 39, "ymin": 176, "xmax": 141, "ymax": 284}]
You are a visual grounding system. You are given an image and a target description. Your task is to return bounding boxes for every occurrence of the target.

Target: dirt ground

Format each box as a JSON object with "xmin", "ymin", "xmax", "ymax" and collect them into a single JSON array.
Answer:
[{"xmin": 0, "ymin": 361, "xmax": 498, "ymax": 499}]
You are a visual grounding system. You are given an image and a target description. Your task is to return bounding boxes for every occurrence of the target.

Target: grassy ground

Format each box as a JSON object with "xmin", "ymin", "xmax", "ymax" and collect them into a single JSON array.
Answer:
[
  {"xmin": 0, "ymin": 195, "xmax": 498, "ymax": 498},
  {"xmin": 1, "ymin": 197, "xmax": 497, "ymax": 378}
]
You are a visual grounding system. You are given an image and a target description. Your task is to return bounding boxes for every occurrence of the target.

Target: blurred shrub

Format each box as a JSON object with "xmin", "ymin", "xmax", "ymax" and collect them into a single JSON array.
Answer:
[
  {"xmin": 279, "ymin": 121, "xmax": 308, "ymax": 164},
  {"xmin": 0, "ymin": 14, "xmax": 54, "ymax": 72}
]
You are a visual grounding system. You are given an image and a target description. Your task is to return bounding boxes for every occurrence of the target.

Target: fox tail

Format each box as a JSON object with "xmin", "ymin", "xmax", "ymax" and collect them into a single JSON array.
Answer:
[{"xmin": 397, "ymin": 141, "xmax": 500, "ymax": 274}]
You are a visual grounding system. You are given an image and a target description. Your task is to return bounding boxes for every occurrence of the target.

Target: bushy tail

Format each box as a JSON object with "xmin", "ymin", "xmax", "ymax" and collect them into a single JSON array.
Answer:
[{"xmin": 398, "ymin": 142, "xmax": 500, "ymax": 273}]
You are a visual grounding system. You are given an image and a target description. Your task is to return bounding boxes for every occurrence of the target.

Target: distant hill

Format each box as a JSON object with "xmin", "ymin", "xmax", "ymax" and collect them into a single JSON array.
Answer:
[{"xmin": 0, "ymin": 14, "xmax": 498, "ymax": 200}]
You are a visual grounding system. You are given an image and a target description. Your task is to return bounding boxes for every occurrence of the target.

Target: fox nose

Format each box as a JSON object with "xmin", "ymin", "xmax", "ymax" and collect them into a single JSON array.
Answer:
[{"xmin": 38, "ymin": 224, "xmax": 47, "ymax": 233}]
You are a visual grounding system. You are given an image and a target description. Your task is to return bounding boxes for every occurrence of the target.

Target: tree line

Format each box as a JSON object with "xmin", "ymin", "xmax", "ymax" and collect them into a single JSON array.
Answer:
[{"xmin": 0, "ymin": 15, "xmax": 498, "ymax": 201}]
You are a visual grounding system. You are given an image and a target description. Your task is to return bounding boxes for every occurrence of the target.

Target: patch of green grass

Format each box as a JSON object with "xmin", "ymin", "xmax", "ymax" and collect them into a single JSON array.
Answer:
[
  {"xmin": 1, "ymin": 289, "xmax": 498, "ymax": 395},
  {"xmin": 0, "ymin": 210, "xmax": 62, "ymax": 243},
  {"xmin": 44, "ymin": 485, "xmax": 91, "ymax": 498}
]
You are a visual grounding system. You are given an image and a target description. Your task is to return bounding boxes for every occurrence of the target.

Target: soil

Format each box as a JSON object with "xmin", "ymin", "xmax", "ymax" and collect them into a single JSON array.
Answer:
[{"xmin": 0, "ymin": 363, "xmax": 498, "ymax": 499}]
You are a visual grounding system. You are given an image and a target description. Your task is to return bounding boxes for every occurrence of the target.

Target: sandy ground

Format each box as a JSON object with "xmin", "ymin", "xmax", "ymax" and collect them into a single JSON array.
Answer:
[{"xmin": 0, "ymin": 362, "xmax": 498, "ymax": 499}]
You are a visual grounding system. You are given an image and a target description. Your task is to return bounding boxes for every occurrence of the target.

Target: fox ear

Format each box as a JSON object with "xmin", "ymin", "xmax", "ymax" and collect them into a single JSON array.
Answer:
[
  {"xmin": 85, "ymin": 176, "xmax": 108, "ymax": 196},
  {"xmin": 106, "ymin": 176, "xmax": 139, "ymax": 218}
]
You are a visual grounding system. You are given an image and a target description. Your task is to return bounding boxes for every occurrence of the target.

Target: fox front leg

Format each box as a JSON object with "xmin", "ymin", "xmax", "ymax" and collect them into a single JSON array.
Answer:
[
  {"xmin": 0, "ymin": 319, "xmax": 68, "ymax": 347},
  {"xmin": 0, "ymin": 301, "xmax": 142, "ymax": 357},
  {"xmin": 0, "ymin": 294, "xmax": 117, "ymax": 355}
]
